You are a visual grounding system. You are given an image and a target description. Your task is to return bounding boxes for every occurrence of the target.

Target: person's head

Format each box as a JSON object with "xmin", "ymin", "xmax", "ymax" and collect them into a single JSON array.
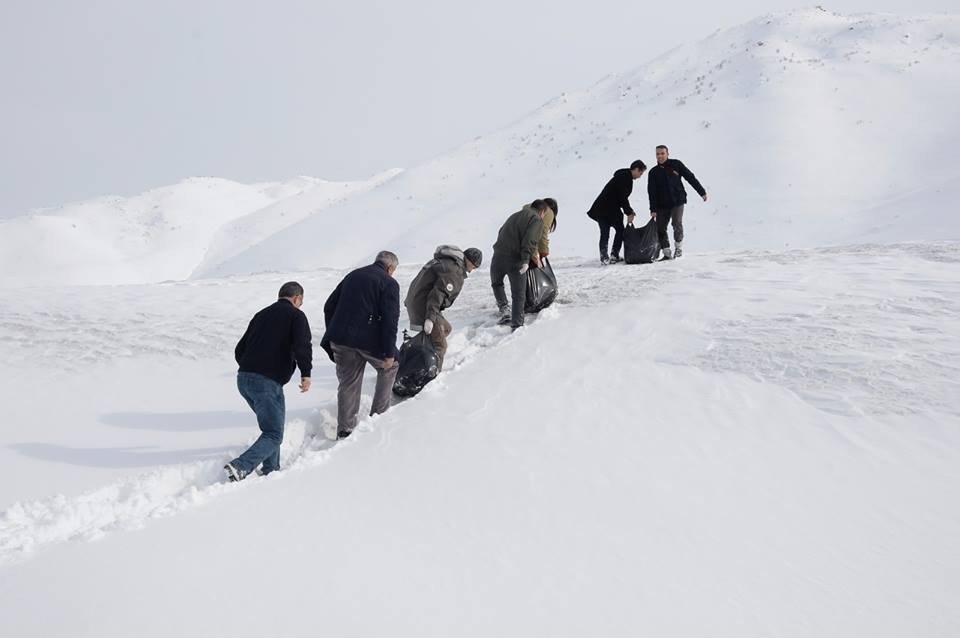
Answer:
[
  {"xmin": 375, "ymin": 250, "xmax": 399, "ymax": 277},
  {"xmin": 629, "ymin": 159, "xmax": 647, "ymax": 179},
  {"xmin": 278, "ymin": 281, "xmax": 305, "ymax": 308},
  {"xmin": 655, "ymin": 145, "xmax": 669, "ymax": 165},
  {"xmin": 529, "ymin": 198, "xmax": 550, "ymax": 219},
  {"xmin": 543, "ymin": 197, "xmax": 558, "ymax": 232},
  {"xmin": 464, "ymin": 247, "xmax": 483, "ymax": 273}
]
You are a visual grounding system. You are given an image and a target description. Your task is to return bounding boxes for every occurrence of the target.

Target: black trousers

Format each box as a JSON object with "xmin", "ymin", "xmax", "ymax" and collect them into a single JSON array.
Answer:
[
  {"xmin": 598, "ymin": 216, "xmax": 625, "ymax": 259},
  {"xmin": 490, "ymin": 251, "xmax": 528, "ymax": 328}
]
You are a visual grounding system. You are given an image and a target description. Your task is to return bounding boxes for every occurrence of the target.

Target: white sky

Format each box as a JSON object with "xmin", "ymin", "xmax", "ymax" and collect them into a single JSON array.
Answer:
[{"xmin": 0, "ymin": 0, "xmax": 955, "ymax": 216}]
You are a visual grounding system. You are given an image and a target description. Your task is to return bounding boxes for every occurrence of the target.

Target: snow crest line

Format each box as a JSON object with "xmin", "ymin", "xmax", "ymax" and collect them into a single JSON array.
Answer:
[{"xmin": 0, "ymin": 317, "xmax": 545, "ymax": 566}]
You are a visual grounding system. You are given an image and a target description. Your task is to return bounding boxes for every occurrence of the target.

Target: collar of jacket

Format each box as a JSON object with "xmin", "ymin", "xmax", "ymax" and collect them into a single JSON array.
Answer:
[{"xmin": 372, "ymin": 261, "xmax": 388, "ymax": 272}]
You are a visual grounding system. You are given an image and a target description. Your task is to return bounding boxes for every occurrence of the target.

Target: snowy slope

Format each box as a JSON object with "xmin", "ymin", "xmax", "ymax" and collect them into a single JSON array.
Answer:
[
  {"xmin": 3, "ymin": 9, "xmax": 959, "ymax": 287},
  {"xmin": 1, "ymin": 8, "xmax": 959, "ymax": 636},
  {"xmin": 205, "ymin": 8, "xmax": 960, "ymax": 276},
  {"xmin": 0, "ymin": 171, "xmax": 398, "ymax": 287},
  {"xmin": 1, "ymin": 244, "xmax": 958, "ymax": 636},
  {"xmin": 191, "ymin": 168, "xmax": 402, "ymax": 278}
]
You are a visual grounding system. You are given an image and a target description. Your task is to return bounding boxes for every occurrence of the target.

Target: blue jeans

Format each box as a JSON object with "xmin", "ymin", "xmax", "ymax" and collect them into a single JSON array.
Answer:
[{"xmin": 232, "ymin": 371, "xmax": 285, "ymax": 475}]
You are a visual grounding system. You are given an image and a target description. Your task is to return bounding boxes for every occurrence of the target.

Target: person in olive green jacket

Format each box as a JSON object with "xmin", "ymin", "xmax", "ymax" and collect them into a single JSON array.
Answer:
[
  {"xmin": 404, "ymin": 245, "xmax": 482, "ymax": 371},
  {"xmin": 491, "ymin": 199, "xmax": 548, "ymax": 330}
]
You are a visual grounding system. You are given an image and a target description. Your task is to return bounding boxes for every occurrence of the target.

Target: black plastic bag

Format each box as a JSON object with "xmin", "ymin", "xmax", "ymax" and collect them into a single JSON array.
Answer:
[
  {"xmin": 623, "ymin": 220, "xmax": 660, "ymax": 264},
  {"xmin": 525, "ymin": 257, "xmax": 558, "ymax": 313},
  {"xmin": 392, "ymin": 331, "xmax": 440, "ymax": 397}
]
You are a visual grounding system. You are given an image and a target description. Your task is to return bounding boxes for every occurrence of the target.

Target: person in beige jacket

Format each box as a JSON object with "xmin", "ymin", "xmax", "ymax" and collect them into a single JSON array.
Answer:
[{"xmin": 538, "ymin": 197, "xmax": 558, "ymax": 261}]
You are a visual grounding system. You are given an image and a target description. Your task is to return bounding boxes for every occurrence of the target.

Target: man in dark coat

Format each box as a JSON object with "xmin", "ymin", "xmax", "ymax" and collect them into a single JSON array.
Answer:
[
  {"xmin": 225, "ymin": 281, "xmax": 313, "ymax": 482},
  {"xmin": 587, "ymin": 160, "xmax": 646, "ymax": 264},
  {"xmin": 320, "ymin": 251, "xmax": 400, "ymax": 439},
  {"xmin": 404, "ymin": 245, "xmax": 482, "ymax": 371},
  {"xmin": 491, "ymin": 200, "xmax": 547, "ymax": 330},
  {"xmin": 647, "ymin": 145, "xmax": 708, "ymax": 259}
]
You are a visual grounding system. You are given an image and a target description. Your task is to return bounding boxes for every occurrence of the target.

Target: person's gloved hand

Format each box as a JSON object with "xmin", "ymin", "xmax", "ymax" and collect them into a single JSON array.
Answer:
[
  {"xmin": 519, "ymin": 264, "xmax": 529, "ymax": 275},
  {"xmin": 423, "ymin": 319, "xmax": 434, "ymax": 335}
]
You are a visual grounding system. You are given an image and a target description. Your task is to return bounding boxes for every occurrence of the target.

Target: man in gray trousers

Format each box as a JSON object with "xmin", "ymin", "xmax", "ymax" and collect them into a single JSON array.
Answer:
[
  {"xmin": 320, "ymin": 251, "xmax": 400, "ymax": 439},
  {"xmin": 491, "ymin": 200, "xmax": 548, "ymax": 330}
]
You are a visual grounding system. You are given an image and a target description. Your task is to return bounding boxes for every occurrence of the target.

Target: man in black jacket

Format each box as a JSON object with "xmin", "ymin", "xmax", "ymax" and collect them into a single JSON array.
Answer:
[
  {"xmin": 647, "ymin": 145, "xmax": 707, "ymax": 259},
  {"xmin": 587, "ymin": 160, "xmax": 646, "ymax": 264},
  {"xmin": 321, "ymin": 251, "xmax": 400, "ymax": 439},
  {"xmin": 491, "ymin": 200, "xmax": 547, "ymax": 330},
  {"xmin": 225, "ymin": 281, "xmax": 313, "ymax": 482}
]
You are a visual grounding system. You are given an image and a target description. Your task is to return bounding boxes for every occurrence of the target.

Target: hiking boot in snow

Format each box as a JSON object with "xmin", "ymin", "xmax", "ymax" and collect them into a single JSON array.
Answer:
[
  {"xmin": 659, "ymin": 247, "xmax": 673, "ymax": 261},
  {"xmin": 224, "ymin": 462, "xmax": 248, "ymax": 482},
  {"xmin": 337, "ymin": 429, "xmax": 353, "ymax": 440},
  {"xmin": 600, "ymin": 256, "xmax": 611, "ymax": 266},
  {"xmin": 497, "ymin": 306, "xmax": 512, "ymax": 325},
  {"xmin": 610, "ymin": 254, "xmax": 622, "ymax": 264},
  {"xmin": 674, "ymin": 242, "xmax": 683, "ymax": 258}
]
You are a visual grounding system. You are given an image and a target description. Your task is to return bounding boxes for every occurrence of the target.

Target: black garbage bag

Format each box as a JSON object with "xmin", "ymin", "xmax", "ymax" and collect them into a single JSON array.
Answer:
[
  {"xmin": 623, "ymin": 220, "xmax": 660, "ymax": 264},
  {"xmin": 525, "ymin": 257, "xmax": 558, "ymax": 313},
  {"xmin": 392, "ymin": 331, "xmax": 440, "ymax": 397}
]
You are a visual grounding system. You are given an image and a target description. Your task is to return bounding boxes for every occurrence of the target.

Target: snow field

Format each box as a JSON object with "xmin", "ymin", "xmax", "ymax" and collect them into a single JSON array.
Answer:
[
  {"xmin": 1, "ymin": 244, "xmax": 958, "ymax": 636},
  {"xmin": 0, "ymin": 7, "xmax": 958, "ymax": 635}
]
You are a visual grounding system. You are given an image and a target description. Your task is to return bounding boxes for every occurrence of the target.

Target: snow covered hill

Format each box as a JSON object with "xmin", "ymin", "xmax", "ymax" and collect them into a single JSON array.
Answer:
[
  {"xmin": 1, "ymin": 8, "xmax": 959, "ymax": 636},
  {"xmin": 2, "ymin": 8, "xmax": 958, "ymax": 286},
  {"xmin": 0, "ymin": 171, "xmax": 399, "ymax": 286},
  {"xmin": 1, "ymin": 244, "xmax": 958, "ymax": 636},
  {"xmin": 203, "ymin": 8, "xmax": 960, "ymax": 276}
]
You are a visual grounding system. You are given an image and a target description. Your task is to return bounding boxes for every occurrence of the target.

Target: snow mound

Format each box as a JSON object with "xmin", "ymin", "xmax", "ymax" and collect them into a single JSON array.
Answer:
[{"xmin": 0, "ymin": 171, "xmax": 399, "ymax": 287}]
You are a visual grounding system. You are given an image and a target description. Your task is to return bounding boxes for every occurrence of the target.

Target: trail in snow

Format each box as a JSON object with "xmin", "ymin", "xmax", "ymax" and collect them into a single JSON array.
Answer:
[
  {"xmin": 1, "ymin": 243, "xmax": 958, "ymax": 566},
  {"xmin": 0, "ymin": 313, "xmax": 534, "ymax": 565}
]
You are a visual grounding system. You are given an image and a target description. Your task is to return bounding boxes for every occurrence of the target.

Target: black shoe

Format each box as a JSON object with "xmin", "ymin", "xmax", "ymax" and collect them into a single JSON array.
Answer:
[
  {"xmin": 674, "ymin": 246, "xmax": 683, "ymax": 258},
  {"xmin": 610, "ymin": 254, "xmax": 622, "ymax": 264},
  {"xmin": 336, "ymin": 429, "xmax": 353, "ymax": 440},
  {"xmin": 600, "ymin": 256, "xmax": 610, "ymax": 266},
  {"xmin": 224, "ymin": 462, "xmax": 248, "ymax": 482},
  {"xmin": 497, "ymin": 306, "xmax": 512, "ymax": 325}
]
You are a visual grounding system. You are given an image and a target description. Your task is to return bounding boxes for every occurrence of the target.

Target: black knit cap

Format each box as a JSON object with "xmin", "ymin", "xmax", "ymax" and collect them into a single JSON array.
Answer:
[{"xmin": 464, "ymin": 247, "xmax": 483, "ymax": 268}]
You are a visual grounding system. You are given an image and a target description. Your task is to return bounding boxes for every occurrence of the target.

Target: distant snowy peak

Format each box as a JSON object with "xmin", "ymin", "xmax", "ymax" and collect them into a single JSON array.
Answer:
[
  {"xmin": 192, "ymin": 168, "xmax": 403, "ymax": 278},
  {"xmin": 0, "ymin": 169, "xmax": 402, "ymax": 287}
]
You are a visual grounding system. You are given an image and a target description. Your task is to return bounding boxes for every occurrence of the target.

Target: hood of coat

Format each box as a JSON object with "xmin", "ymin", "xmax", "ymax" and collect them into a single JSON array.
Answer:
[{"xmin": 434, "ymin": 245, "xmax": 466, "ymax": 271}]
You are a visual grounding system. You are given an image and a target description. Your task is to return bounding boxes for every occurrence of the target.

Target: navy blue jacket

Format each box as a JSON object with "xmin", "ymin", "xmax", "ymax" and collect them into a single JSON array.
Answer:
[
  {"xmin": 235, "ymin": 298, "xmax": 313, "ymax": 385},
  {"xmin": 320, "ymin": 262, "xmax": 400, "ymax": 361},
  {"xmin": 587, "ymin": 168, "xmax": 635, "ymax": 223},
  {"xmin": 647, "ymin": 159, "xmax": 706, "ymax": 210}
]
